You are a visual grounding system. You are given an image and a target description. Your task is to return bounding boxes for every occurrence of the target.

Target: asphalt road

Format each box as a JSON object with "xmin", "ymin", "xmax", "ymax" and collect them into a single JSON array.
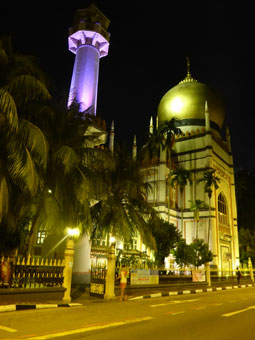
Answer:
[{"xmin": 1, "ymin": 287, "xmax": 255, "ymax": 340}]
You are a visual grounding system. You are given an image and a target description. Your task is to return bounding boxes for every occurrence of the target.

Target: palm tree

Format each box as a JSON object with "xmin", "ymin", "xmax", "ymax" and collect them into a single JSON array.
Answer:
[
  {"xmin": 141, "ymin": 128, "xmax": 163, "ymax": 206},
  {"xmin": 197, "ymin": 169, "xmax": 220, "ymax": 244},
  {"xmin": 0, "ymin": 36, "xmax": 50, "ymax": 253},
  {"xmin": 25, "ymin": 104, "xmax": 114, "ymax": 255},
  {"xmin": 159, "ymin": 118, "xmax": 182, "ymax": 169},
  {"xmin": 159, "ymin": 118, "xmax": 182, "ymax": 212},
  {"xmin": 189, "ymin": 199, "xmax": 208, "ymax": 239},
  {"xmin": 170, "ymin": 167, "xmax": 192, "ymax": 234},
  {"xmin": 90, "ymin": 144, "xmax": 156, "ymax": 250}
]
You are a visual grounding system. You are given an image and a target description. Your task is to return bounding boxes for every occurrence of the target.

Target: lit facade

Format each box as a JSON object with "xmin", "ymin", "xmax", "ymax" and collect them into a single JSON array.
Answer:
[{"xmin": 143, "ymin": 64, "xmax": 239, "ymax": 271}]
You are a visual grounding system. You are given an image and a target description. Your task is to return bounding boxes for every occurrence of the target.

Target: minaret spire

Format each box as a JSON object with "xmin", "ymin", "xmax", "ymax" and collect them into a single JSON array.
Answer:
[
  {"xmin": 205, "ymin": 101, "xmax": 210, "ymax": 131},
  {"xmin": 186, "ymin": 56, "xmax": 191, "ymax": 79},
  {"xmin": 149, "ymin": 116, "xmax": 153, "ymax": 134},
  {"xmin": 109, "ymin": 121, "xmax": 115, "ymax": 152},
  {"xmin": 132, "ymin": 135, "xmax": 137, "ymax": 160}
]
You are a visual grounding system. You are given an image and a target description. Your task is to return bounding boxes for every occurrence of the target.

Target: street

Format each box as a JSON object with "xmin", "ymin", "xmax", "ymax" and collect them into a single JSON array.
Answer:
[{"xmin": 1, "ymin": 287, "xmax": 255, "ymax": 339}]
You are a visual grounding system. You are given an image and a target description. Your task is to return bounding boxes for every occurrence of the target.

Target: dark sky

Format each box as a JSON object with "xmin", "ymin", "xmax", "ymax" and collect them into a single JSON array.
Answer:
[{"xmin": 0, "ymin": 2, "xmax": 254, "ymax": 170}]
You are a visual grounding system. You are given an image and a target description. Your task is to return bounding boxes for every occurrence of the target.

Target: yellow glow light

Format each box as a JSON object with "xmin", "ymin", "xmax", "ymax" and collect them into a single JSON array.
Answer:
[
  {"xmin": 170, "ymin": 97, "xmax": 184, "ymax": 113},
  {"xmin": 66, "ymin": 227, "xmax": 80, "ymax": 237}
]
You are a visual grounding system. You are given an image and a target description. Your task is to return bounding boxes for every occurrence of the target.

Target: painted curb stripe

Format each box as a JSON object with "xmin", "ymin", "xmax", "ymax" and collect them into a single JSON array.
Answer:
[
  {"xmin": 129, "ymin": 283, "xmax": 255, "ymax": 301},
  {"xmin": 0, "ymin": 303, "xmax": 82, "ymax": 313}
]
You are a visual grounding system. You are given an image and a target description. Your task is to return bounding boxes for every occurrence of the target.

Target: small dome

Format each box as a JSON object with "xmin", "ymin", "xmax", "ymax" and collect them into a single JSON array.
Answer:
[{"xmin": 157, "ymin": 71, "xmax": 225, "ymax": 131}]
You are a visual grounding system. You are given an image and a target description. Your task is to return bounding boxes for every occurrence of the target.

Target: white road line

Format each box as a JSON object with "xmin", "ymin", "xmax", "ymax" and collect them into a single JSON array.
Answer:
[
  {"xmin": 222, "ymin": 305, "xmax": 255, "ymax": 317},
  {"xmin": 0, "ymin": 325, "xmax": 18, "ymax": 332},
  {"xmin": 24, "ymin": 317, "xmax": 153, "ymax": 339},
  {"xmin": 150, "ymin": 298, "xmax": 200, "ymax": 308}
]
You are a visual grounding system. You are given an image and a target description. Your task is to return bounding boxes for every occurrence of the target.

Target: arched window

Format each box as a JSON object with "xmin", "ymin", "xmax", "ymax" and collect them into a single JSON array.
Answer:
[{"xmin": 218, "ymin": 192, "xmax": 228, "ymax": 227}]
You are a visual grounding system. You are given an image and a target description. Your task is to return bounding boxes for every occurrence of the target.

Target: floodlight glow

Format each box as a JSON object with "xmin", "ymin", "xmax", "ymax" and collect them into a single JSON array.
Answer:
[
  {"xmin": 170, "ymin": 97, "xmax": 184, "ymax": 113},
  {"xmin": 109, "ymin": 236, "xmax": 115, "ymax": 244},
  {"xmin": 66, "ymin": 227, "xmax": 80, "ymax": 238}
]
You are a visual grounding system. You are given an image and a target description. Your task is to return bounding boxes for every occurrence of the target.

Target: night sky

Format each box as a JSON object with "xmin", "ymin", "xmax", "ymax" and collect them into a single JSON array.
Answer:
[{"xmin": 0, "ymin": 2, "xmax": 254, "ymax": 170}]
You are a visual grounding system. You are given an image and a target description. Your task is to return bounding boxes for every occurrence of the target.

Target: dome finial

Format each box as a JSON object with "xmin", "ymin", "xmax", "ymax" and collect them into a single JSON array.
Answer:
[
  {"xmin": 179, "ymin": 56, "xmax": 196, "ymax": 84},
  {"xmin": 186, "ymin": 56, "xmax": 191, "ymax": 78}
]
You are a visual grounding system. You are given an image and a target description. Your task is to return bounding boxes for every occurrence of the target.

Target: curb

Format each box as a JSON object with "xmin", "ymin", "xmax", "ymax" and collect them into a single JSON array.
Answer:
[
  {"xmin": 0, "ymin": 302, "xmax": 82, "ymax": 313},
  {"xmin": 129, "ymin": 283, "xmax": 255, "ymax": 300}
]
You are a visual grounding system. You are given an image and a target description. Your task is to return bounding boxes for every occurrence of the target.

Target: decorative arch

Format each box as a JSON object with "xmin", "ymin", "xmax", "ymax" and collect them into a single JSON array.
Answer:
[{"xmin": 218, "ymin": 192, "xmax": 230, "ymax": 232}]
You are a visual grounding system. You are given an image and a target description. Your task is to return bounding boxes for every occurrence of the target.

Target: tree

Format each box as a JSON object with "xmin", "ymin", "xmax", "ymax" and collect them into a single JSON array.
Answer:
[
  {"xmin": 25, "ymin": 105, "xmax": 114, "ymax": 255},
  {"xmin": 189, "ymin": 199, "xmax": 208, "ymax": 239},
  {"xmin": 174, "ymin": 238, "xmax": 213, "ymax": 268},
  {"xmin": 189, "ymin": 239, "xmax": 213, "ymax": 268},
  {"xmin": 0, "ymin": 36, "xmax": 51, "ymax": 253},
  {"xmin": 174, "ymin": 238, "xmax": 194, "ymax": 268},
  {"xmin": 197, "ymin": 169, "xmax": 220, "ymax": 244},
  {"xmin": 150, "ymin": 217, "xmax": 181, "ymax": 266},
  {"xmin": 141, "ymin": 127, "xmax": 164, "ymax": 207},
  {"xmin": 170, "ymin": 167, "xmax": 192, "ymax": 234},
  {"xmin": 90, "ymin": 144, "xmax": 156, "ymax": 250},
  {"xmin": 238, "ymin": 228, "xmax": 255, "ymax": 265}
]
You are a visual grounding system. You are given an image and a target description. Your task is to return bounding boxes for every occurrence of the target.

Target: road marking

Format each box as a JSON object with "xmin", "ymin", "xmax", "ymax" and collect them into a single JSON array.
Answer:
[
  {"xmin": 0, "ymin": 325, "xmax": 18, "ymax": 332},
  {"xmin": 193, "ymin": 306, "xmax": 206, "ymax": 310},
  {"xmin": 150, "ymin": 298, "xmax": 200, "ymax": 308},
  {"xmin": 222, "ymin": 305, "xmax": 255, "ymax": 317},
  {"xmin": 23, "ymin": 317, "xmax": 153, "ymax": 339},
  {"xmin": 165, "ymin": 311, "xmax": 185, "ymax": 315}
]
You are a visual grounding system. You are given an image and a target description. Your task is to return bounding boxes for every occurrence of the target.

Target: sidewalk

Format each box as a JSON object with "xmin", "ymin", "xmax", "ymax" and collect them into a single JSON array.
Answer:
[{"xmin": 0, "ymin": 280, "xmax": 254, "ymax": 313}]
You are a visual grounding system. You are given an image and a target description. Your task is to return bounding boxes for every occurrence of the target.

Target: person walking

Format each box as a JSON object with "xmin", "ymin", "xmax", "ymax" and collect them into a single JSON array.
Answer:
[
  {"xmin": 236, "ymin": 267, "xmax": 242, "ymax": 285},
  {"xmin": 118, "ymin": 265, "xmax": 128, "ymax": 301}
]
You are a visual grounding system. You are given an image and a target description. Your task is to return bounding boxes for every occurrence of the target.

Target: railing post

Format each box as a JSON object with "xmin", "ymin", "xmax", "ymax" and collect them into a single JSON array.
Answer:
[
  {"xmin": 62, "ymin": 239, "xmax": 75, "ymax": 302},
  {"xmin": 104, "ymin": 244, "xmax": 116, "ymax": 300},
  {"xmin": 205, "ymin": 262, "xmax": 211, "ymax": 287},
  {"xmin": 248, "ymin": 257, "xmax": 254, "ymax": 283}
]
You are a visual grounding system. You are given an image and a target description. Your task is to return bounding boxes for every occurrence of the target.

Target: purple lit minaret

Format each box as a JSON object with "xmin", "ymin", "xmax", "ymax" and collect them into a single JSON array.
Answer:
[{"xmin": 68, "ymin": 4, "xmax": 110, "ymax": 114}]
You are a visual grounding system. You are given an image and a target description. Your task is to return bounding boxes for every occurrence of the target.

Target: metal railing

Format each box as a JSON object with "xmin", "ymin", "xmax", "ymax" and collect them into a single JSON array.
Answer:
[{"xmin": 0, "ymin": 256, "xmax": 65, "ymax": 288}]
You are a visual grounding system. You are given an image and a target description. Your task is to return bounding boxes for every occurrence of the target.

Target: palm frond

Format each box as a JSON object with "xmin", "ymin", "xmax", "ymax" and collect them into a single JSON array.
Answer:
[
  {"xmin": 0, "ymin": 88, "xmax": 18, "ymax": 131},
  {"xmin": 19, "ymin": 119, "xmax": 48, "ymax": 171},
  {"xmin": 5, "ymin": 74, "xmax": 51, "ymax": 106}
]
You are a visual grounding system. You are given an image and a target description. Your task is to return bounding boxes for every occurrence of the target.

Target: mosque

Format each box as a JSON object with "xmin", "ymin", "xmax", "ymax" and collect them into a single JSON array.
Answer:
[{"xmin": 36, "ymin": 4, "xmax": 240, "ymax": 283}]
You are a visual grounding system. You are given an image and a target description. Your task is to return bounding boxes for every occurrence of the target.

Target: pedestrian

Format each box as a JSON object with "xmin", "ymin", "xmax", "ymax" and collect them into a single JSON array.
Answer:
[
  {"xmin": 118, "ymin": 265, "xmax": 128, "ymax": 301},
  {"xmin": 236, "ymin": 267, "xmax": 242, "ymax": 285}
]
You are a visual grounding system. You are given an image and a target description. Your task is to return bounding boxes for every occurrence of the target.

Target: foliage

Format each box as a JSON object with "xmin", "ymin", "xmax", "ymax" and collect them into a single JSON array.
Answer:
[
  {"xmin": 189, "ymin": 239, "xmax": 213, "ymax": 268},
  {"xmin": 238, "ymin": 227, "xmax": 255, "ymax": 265},
  {"xmin": 174, "ymin": 238, "xmax": 212, "ymax": 268},
  {"xmin": 235, "ymin": 170, "xmax": 255, "ymax": 231},
  {"xmin": 197, "ymin": 169, "xmax": 220, "ymax": 199},
  {"xmin": 90, "ymin": 144, "xmax": 157, "ymax": 249},
  {"xmin": 0, "ymin": 36, "xmax": 51, "ymax": 252},
  {"xmin": 189, "ymin": 200, "xmax": 208, "ymax": 221},
  {"xmin": 150, "ymin": 217, "xmax": 181, "ymax": 266},
  {"xmin": 174, "ymin": 238, "xmax": 194, "ymax": 267}
]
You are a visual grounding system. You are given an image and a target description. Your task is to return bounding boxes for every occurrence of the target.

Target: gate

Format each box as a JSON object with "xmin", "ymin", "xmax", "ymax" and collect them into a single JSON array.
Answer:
[{"xmin": 90, "ymin": 264, "xmax": 106, "ymax": 298}]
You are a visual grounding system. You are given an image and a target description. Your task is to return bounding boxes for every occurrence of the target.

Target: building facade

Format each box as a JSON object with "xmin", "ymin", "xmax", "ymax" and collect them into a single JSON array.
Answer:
[{"xmin": 143, "ymin": 63, "xmax": 239, "ymax": 271}]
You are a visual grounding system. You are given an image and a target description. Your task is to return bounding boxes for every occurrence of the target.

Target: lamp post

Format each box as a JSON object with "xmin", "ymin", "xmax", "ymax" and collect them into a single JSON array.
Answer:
[
  {"xmin": 62, "ymin": 227, "xmax": 80, "ymax": 302},
  {"xmin": 104, "ymin": 236, "xmax": 116, "ymax": 300}
]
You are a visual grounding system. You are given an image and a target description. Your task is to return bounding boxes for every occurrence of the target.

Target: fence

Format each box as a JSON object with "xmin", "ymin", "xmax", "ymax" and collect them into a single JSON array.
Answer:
[
  {"xmin": 0, "ymin": 256, "xmax": 65, "ymax": 289},
  {"xmin": 90, "ymin": 263, "xmax": 107, "ymax": 297}
]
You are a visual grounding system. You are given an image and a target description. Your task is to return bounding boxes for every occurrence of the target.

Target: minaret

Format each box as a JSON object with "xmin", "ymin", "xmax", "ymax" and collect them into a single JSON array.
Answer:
[
  {"xmin": 109, "ymin": 121, "xmax": 115, "ymax": 152},
  {"xmin": 149, "ymin": 117, "xmax": 153, "ymax": 134},
  {"xmin": 205, "ymin": 101, "xmax": 210, "ymax": 131},
  {"xmin": 132, "ymin": 135, "xmax": 137, "ymax": 160},
  {"xmin": 68, "ymin": 4, "xmax": 110, "ymax": 114}
]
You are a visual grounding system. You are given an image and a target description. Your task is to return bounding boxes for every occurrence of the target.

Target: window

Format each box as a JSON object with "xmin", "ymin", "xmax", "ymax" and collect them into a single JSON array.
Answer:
[
  {"xmin": 37, "ymin": 226, "xmax": 47, "ymax": 245},
  {"xmin": 218, "ymin": 192, "xmax": 228, "ymax": 226}
]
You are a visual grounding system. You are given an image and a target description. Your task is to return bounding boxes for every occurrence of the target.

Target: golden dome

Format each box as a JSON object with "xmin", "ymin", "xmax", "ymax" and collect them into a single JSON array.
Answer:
[{"xmin": 157, "ymin": 68, "xmax": 225, "ymax": 131}]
